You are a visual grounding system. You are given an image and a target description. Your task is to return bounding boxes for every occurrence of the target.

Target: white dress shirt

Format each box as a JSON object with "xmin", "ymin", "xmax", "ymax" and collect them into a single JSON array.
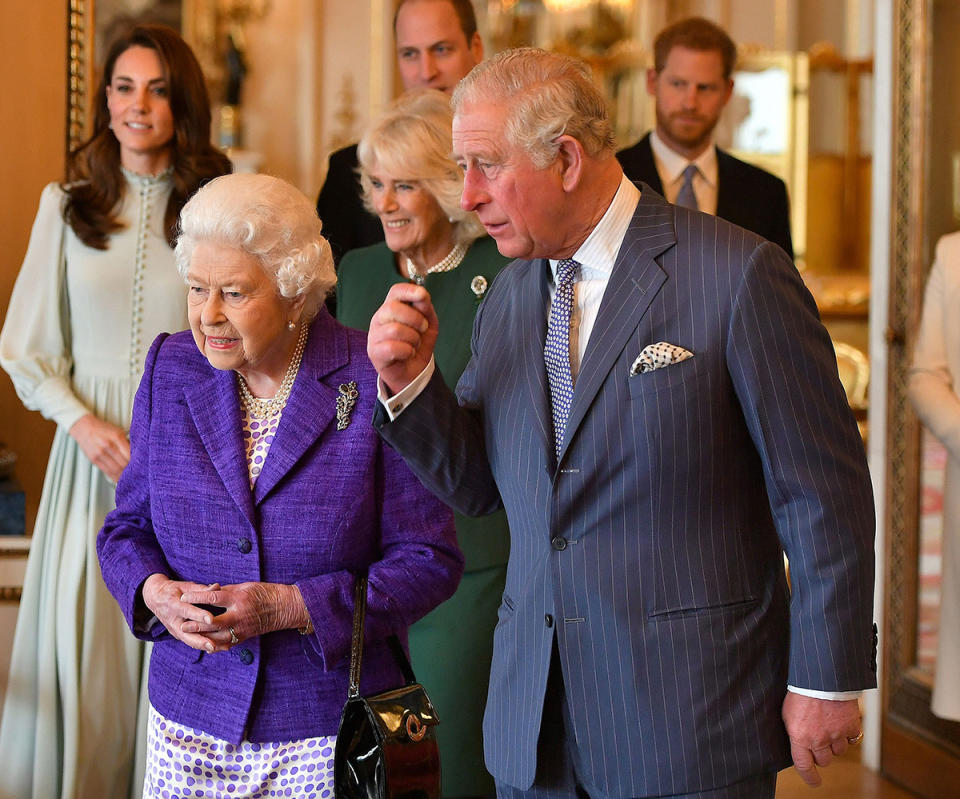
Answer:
[
  {"xmin": 649, "ymin": 130, "xmax": 719, "ymax": 215},
  {"xmin": 554, "ymin": 174, "xmax": 639, "ymax": 378}
]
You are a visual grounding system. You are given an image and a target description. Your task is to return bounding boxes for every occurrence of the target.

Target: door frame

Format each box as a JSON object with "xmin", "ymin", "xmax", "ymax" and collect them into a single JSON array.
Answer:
[{"xmin": 881, "ymin": 0, "xmax": 960, "ymax": 794}]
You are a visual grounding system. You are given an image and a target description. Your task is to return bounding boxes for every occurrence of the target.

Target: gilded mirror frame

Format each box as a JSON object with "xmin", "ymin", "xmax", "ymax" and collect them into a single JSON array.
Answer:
[{"xmin": 883, "ymin": 0, "xmax": 960, "ymax": 783}]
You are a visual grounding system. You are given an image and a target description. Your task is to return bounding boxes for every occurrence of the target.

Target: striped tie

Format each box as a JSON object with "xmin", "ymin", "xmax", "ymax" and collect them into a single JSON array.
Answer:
[{"xmin": 544, "ymin": 259, "xmax": 580, "ymax": 459}]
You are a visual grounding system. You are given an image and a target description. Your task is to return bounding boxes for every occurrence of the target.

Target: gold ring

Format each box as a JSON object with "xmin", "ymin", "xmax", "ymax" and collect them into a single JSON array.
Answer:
[
  {"xmin": 847, "ymin": 730, "xmax": 864, "ymax": 745},
  {"xmin": 229, "ymin": 626, "xmax": 238, "ymax": 645}
]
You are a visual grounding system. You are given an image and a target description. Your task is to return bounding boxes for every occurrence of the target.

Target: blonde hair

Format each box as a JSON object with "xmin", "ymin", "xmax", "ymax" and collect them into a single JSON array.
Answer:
[
  {"xmin": 175, "ymin": 173, "xmax": 334, "ymax": 320},
  {"xmin": 357, "ymin": 89, "xmax": 484, "ymax": 246},
  {"xmin": 451, "ymin": 47, "xmax": 615, "ymax": 169}
]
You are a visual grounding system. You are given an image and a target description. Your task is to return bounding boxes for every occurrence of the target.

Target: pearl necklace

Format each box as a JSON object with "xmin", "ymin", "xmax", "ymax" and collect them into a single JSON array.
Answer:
[
  {"xmin": 236, "ymin": 324, "xmax": 308, "ymax": 419},
  {"xmin": 406, "ymin": 242, "xmax": 468, "ymax": 285}
]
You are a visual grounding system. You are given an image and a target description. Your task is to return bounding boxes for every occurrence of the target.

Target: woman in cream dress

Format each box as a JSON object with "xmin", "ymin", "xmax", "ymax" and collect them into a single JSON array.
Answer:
[
  {"xmin": 0, "ymin": 25, "xmax": 230, "ymax": 798},
  {"xmin": 910, "ymin": 230, "xmax": 960, "ymax": 722}
]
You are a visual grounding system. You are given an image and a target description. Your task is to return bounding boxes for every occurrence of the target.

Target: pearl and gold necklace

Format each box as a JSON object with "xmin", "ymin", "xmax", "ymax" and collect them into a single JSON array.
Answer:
[
  {"xmin": 406, "ymin": 241, "xmax": 468, "ymax": 285},
  {"xmin": 236, "ymin": 324, "xmax": 308, "ymax": 419}
]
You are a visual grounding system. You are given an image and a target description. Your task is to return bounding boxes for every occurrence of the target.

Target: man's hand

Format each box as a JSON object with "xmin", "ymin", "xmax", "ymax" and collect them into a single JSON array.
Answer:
[
  {"xmin": 367, "ymin": 283, "xmax": 439, "ymax": 395},
  {"xmin": 782, "ymin": 692, "xmax": 862, "ymax": 787}
]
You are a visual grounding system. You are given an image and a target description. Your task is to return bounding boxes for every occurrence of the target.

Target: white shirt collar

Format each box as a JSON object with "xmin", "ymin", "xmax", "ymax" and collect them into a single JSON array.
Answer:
[
  {"xmin": 549, "ymin": 173, "xmax": 640, "ymax": 280},
  {"xmin": 650, "ymin": 129, "xmax": 718, "ymax": 190}
]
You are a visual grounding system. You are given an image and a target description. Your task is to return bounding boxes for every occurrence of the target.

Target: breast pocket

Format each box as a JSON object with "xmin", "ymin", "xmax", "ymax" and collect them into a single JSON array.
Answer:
[{"xmin": 627, "ymin": 356, "xmax": 698, "ymax": 398}]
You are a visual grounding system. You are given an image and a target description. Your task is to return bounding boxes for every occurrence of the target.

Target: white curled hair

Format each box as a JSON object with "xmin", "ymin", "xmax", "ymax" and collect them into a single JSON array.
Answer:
[{"xmin": 174, "ymin": 173, "xmax": 335, "ymax": 320}]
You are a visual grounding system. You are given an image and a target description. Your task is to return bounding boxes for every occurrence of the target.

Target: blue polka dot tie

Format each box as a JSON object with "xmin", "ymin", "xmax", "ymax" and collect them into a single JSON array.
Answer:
[
  {"xmin": 675, "ymin": 163, "xmax": 699, "ymax": 210},
  {"xmin": 544, "ymin": 258, "xmax": 581, "ymax": 459}
]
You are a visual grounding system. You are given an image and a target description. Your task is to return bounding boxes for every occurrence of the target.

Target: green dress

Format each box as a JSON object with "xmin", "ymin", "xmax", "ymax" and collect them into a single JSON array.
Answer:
[{"xmin": 337, "ymin": 237, "xmax": 511, "ymax": 797}]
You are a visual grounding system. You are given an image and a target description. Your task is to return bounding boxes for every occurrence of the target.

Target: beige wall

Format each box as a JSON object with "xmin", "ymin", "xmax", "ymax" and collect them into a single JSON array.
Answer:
[
  {"xmin": 0, "ymin": 0, "xmax": 65, "ymax": 530},
  {"xmin": 0, "ymin": 0, "xmax": 64, "ymax": 719},
  {"xmin": 239, "ymin": 0, "xmax": 328, "ymax": 193}
]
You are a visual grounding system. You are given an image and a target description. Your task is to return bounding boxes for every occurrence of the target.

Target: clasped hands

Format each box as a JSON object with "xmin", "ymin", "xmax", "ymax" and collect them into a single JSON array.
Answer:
[{"xmin": 141, "ymin": 573, "xmax": 307, "ymax": 653}]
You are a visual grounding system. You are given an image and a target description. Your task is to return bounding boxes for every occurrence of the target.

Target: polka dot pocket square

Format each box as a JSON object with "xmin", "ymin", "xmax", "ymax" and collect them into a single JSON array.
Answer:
[{"xmin": 629, "ymin": 342, "xmax": 694, "ymax": 376}]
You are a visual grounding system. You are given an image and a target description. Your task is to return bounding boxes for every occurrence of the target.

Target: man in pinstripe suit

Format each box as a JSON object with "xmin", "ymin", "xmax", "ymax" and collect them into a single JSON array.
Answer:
[{"xmin": 368, "ymin": 48, "xmax": 876, "ymax": 799}]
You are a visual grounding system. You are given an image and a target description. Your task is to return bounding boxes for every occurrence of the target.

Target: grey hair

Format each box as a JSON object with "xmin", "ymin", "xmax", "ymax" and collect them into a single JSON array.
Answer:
[
  {"xmin": 174, "ymin": 173, "xmax": 334, "ymax": 321},
  {"xmin": 451, "ymin": 47, "xmax": 616, "ymax": 168},
  {"xmin": 357, "ymin": 88, "xmax": 484, "ymax": 247}
]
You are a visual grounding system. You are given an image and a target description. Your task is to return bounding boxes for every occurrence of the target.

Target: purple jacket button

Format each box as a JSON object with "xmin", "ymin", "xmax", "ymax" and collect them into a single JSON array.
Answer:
[
  {"xmin": 239, "ymin": 648, "xmax": 254, "ymax": 665},
  {"xmin": 237, "ymin": 537, "xmax": 252, "ymax": 554}
]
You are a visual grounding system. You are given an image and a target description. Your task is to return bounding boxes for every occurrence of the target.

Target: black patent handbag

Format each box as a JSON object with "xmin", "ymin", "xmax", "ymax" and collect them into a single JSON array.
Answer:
[{"xmin": 334, "ymin": 575, "xmax": 441, "ymax": 799}]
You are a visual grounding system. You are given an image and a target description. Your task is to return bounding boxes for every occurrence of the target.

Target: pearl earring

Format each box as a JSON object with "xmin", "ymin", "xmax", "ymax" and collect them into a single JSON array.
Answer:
[{"xmin": 288, "ymin": 321, "xmax": 296, "ymax": 331}]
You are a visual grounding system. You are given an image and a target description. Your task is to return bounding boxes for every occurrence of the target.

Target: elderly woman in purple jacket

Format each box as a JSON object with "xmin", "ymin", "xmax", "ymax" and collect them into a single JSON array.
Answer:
[{"xmin": 97, "ymin": 173, "xmax": 462, "ymax": 798}]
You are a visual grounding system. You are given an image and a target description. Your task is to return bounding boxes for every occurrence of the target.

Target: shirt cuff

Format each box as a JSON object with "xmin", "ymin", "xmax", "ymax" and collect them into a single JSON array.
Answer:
[
  {"xmin": 787, "ymin": 685, "xmax": 864, "ymax": 701},
  {"xmin": 377, "ymin": 357, "xmax": 436, "ymax": 421}
]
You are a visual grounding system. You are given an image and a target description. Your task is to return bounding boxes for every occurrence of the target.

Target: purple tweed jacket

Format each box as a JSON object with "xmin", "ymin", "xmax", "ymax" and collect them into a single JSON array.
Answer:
[{"xmin": 97, "ymin": 310, "xmax": 461, "ymax": 743}]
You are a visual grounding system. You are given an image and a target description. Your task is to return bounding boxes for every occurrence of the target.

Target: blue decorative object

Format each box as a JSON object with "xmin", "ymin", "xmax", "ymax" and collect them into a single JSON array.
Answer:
[{"xmin": 0, "ymin": 477, "xmax": 26, "ymax": 536}]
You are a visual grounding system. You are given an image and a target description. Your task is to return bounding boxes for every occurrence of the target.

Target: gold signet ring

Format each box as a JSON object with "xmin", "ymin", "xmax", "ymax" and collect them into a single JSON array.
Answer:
[{"xmin": 847, "ymin": 730, "xmax": 864, "ymax": 745}]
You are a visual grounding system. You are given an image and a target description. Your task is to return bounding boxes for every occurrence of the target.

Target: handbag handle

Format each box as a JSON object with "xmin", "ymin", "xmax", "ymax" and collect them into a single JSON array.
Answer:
[{"xmin": 347, "ymin": 574, "xmax": 417, "ymax": 700}]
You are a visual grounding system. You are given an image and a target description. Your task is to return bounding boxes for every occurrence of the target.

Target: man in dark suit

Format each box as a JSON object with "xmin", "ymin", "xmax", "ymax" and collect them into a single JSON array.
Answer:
[
  {"xmin": 367, "ymin": 48, "xmax": 875, "ymax": 799},
  {"xmin": 617, "ymin": 17, "xmax": 794, "ymax": 259},
  {"xmin": 316, "ymin": 0, "xmax": 483, "ymax": 264}
]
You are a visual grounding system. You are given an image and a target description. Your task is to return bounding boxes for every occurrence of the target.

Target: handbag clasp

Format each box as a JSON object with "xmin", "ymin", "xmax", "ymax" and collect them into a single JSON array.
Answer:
[{"xmin": 405, "ymin": 712, "xmax": 427, "ymax": 742}]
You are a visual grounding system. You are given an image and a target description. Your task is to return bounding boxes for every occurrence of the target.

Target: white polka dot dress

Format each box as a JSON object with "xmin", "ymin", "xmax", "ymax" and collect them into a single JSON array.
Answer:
[{"xmin": 143, "ymin": 706, "xmax": 335, "ymax": 799}]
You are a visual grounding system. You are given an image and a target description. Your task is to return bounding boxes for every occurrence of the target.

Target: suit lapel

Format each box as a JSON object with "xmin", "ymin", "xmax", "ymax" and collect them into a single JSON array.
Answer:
[
  {"xmin": 252, "ymin": 313, "xmax": 347, "ymax": 504},
  {"xmin": 559, "ymin": 189, "xmax": 677, "ymax": 462},
  {"xmin": 636, "ymin": 135, "xmax": 664, "ymax": 195},
  {"xmin": 185, "ymin": 368, "xmax": 256, "ymax": 526},
  {"xmin": 715, "ymin": 147, "xmax": 739, "ymax": 222},
  {"xmin": 517, "ymin": 258, "xmax": 554, "ymax": 465}
]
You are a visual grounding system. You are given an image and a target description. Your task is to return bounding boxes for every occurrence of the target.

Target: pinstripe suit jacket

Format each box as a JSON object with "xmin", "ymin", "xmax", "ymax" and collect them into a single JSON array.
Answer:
[{"xmin": 376, "ymin": 184, "xmax": 876, "ymax": 797}]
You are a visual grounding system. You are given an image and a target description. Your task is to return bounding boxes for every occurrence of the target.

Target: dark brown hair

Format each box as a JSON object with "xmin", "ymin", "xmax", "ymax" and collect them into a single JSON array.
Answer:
[
  {"xmin": 393, "ymin": 0, "xmax": 478, "ymax": 43},
  {"xmin": 653, "ymin": 17, "xmax": 737, "ymax": 80},
  {"xmin": 63, "ymin": 24, "xmax": 232, "ymax": 249}
]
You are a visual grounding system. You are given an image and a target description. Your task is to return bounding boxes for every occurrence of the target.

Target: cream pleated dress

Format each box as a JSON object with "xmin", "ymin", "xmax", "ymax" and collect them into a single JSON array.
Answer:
[
  {"xmin": 0, "ymin": 170, "xmax": 188, "ymax": 799},
  {"xmin": 910, "ymin": 231, "xmax": 960, "ymax": 723}
]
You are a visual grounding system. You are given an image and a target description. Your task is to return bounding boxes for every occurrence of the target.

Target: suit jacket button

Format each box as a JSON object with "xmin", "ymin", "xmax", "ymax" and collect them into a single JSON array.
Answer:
[
  {"xmin": 237, "ymin": 537, "xmax": 252, "ymax": 554},
  {"xmin": 551, "ymin": 536, "xmax": 567, "ymax": 551},
  {"xmin": 239, "ymin": 648, "xmax": 254, "ymax": 665},
  {"xmin": 544, "ymin": 614, "xmax": 554, "ymax": 628}
]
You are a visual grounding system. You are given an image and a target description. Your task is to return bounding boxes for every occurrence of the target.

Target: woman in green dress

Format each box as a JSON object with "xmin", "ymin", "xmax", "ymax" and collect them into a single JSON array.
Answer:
[{"xmin": 336, "ymin": 88, "xmax": 510, "ymax": 798}]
